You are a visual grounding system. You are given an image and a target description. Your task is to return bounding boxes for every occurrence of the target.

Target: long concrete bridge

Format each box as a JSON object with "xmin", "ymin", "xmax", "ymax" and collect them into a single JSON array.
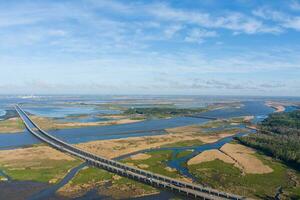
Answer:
[{"xmin": 15, "ymin": 105, "xmax": 245, "ymax": 200}]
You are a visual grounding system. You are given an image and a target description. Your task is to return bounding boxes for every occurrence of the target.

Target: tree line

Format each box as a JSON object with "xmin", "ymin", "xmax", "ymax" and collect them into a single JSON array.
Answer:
[{"xmin": 237, "ymin": 110, "xmax": 300, "ymax": 170}]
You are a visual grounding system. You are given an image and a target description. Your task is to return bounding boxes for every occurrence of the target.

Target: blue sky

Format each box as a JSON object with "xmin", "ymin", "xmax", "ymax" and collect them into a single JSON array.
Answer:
[{"xmin": 0, "ymin": 0, "xmax": 300, "ymax": 96}]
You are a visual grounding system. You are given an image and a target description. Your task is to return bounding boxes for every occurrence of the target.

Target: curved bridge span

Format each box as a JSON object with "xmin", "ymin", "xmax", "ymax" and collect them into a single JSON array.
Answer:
[{"xmin": 15, "ymin": 105, "xmax": 245, "ymax": 200}]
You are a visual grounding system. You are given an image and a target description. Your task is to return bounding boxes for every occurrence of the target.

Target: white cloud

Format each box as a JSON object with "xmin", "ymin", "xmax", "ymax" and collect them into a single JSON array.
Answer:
[
  {"xmin": 145, "ymin": 3, "xmax": 279, "ymax": 34},
  {"xmin": 252, "ymin": 7, "xmax": 287, "ymax": 21},
  {"xmin": 213, "ymin": 12, "xmax": 263, "ymax": 34},
  {"xmin": 48, "ymin": 30, "xmax": 67, "ymax": 37},
  {"xmin": 253, "ymin": 7, "xmax": 300, "ymax": 31},
  {"xmin": 164, "ymin": 24, "xmax": 182, "ymax": 39},
  {"xmin": 87, "ymin": 0, "xmax": 133, "ymax": 14},
  {"xmin": 184, "ymin": 28, "xmax": 217, "ymax": 43},
  {"xmin": 290, "ymin": 0, "xmax": 300, "ymax": 11},
  {"xmin": 0, "ymin": 0, "xmax": 299, "ymax": 96},
  {"xmin": 284, "ymin": 16, "xmax": 300, "ymax": 30},
  {"xmin": 149, "ymin": 77, "xmax": 289, "ymax": 92}
]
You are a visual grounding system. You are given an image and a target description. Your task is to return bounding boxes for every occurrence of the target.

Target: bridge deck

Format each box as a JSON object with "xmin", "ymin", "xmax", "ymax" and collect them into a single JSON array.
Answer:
[{"xmin": 15, "ymin": 105, "xmax": 245, "ymax": 200}]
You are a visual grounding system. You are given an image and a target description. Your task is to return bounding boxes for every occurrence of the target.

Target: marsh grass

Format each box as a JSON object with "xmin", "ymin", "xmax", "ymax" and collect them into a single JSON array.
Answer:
[
  {"xmin": 188, "ymin": 153, "xmax": 299, "ymax": 199},
  {"xmin": 161, "ymin": 140, "xmax": 204, "ymax": 148},
  {"xmin": 2, "ymin": 159, "xmax": 82, "ymax": 183}
]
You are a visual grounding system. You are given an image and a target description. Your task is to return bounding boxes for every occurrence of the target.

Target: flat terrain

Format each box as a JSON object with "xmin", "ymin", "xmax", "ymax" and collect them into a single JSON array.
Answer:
[
  {"xmin": 0, "ymin": 117, "xmax": 24, "ymax": 133},
  {"xmin": 220, "ymin": 143, "xmax": 273, "ymax": 174},
  {"xmin": 0, "ymin": 146, "xmax": 81, "ymax": 183},
  {"xmin": 76, "ymin": 127, "xmax": 242, "ymax": 159},
  {"xmin": 265, "ymin": 101, "xmax": 286, "ymax": 112},
  {"xmin": 188, "ymin": 143, "xmax": 273, "ymax": 174},
  {"xmin": 130, "ymin": 153, "xmax": 152, "ymax": 160},
  {"xmin": 188, "ymin": 149, "xmax": 236, "ymax": 166},
  {"xmin": 56, "ymin": 119, "xmax": 248, "ymax": 198},
  {"xmin": 0, "ymin": 115, "xmax": 143, "ymax": 134},
  {"xmin": 58, "ymin": 151, "xmax": 179, "ymax": 199},
  {"xmin": 124, "ymin": 107, "xmax": 207, "ymax": 118},
  {"xmin": 188, "ymin": 144, "xmax": 300, "ymax": 199},
  {"xmin": 3, "ymin": 108, "xmax": 298, "ymax": 200},
  {"xmin": 0, "ymin": 104, "xmax": 229, "ymax": 134},
  {"xmin": 0, "ymin": 118, "xmax": 244, "ymax": 199}
]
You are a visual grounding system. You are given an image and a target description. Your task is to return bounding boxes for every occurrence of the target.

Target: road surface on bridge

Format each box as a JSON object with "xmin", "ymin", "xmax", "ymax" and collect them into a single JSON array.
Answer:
[{"xmin": 15, "ymin": 105, "xmax": 245, "ymax": 200}]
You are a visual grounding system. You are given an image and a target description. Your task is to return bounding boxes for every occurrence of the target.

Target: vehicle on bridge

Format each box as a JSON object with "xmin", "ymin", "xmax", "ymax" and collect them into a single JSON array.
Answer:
[{"xmin": 15, "ymin": 105, "xmax": 246, "ymax": 200}]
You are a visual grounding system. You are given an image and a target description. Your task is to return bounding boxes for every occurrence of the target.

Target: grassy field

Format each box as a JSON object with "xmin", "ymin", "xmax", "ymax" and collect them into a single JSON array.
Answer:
[
  {"xmin": 286, "ymin": 183, "xmax": 300, "ymax": 200},
  {"xmin": 188, "ymin": 153, "xmax": 300, "ymax": 199},
  {"xmin": 122, "ymin": 150, "xmax": 180, "ymax": 178},
  {"xmin": 199, "ymin": 128, "xmax": 250, "ymax": 136},
  {"xmin": 0, "ymin": 117, "xmax": 24, "ymax": 133},
  {"xmin": 112, "ymin": 175, "xmax": 157, "ymax": 193},
  {"xmin": 198, "ymin": 117, "xmax": 246, "ymax": 129},
  {"xmin": 124, "ymin": 107, "xmax": 207, "ymax": 118},
  {"xmin": 71, "ymin": 166, "xmax": 113, "ymax": 185},
  {"xmin": 59, "ymin": 149, "xmax": 185, "ymax": 198},
  {"xmin": 0, "ymin": 116, "xmax": 65, "ymax": 133},
  {"xmin": 65, "ymin": 165, "xmax": 158, "ymax": 199},
  {"xmin": 59, "ymin": 149, "xmax": 188, "ymax": 198},
  {"xmin": 1, "ymin": 159, "xmax": 82, "ymax": 183},
  {"xmin": 161, "ymin": 140, "xmax": 204, "ymax": 148}
]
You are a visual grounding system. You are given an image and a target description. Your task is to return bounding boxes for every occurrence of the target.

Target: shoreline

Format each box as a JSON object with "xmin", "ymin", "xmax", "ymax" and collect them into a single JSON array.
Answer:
[
  {"xmin": 75, "ymin": 128, "xmax": 241, "ymax": 159},
  {"xmin": 0, "ymin": 120, "xmax": 245, "ymax": 199},
  {"xmin": 265, "ymin": 101, "xmax": 285, "ymax": 113},
  {"xmin": 0, "ymin": 116, "xmax": 144, "ymax": 134}
]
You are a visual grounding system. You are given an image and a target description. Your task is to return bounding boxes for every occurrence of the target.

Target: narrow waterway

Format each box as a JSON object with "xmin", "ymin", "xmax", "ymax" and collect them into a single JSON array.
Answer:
[
  {"xmin": 115, "ymin": 130, "xmax": 254, "ymax": 181},
  {"xmin": 28, "ymin": 162, "xmax": 87, "ymax": 200},
  {"xmin": 0, "ymin": 101, "xmax": 287, "ymax": 200}
]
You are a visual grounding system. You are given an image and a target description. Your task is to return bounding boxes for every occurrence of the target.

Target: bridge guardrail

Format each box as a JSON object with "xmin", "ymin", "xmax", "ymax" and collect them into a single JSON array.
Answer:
[{"xmin": 16, "ymin": 105, "xmax": 245, "ymax": 200}]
